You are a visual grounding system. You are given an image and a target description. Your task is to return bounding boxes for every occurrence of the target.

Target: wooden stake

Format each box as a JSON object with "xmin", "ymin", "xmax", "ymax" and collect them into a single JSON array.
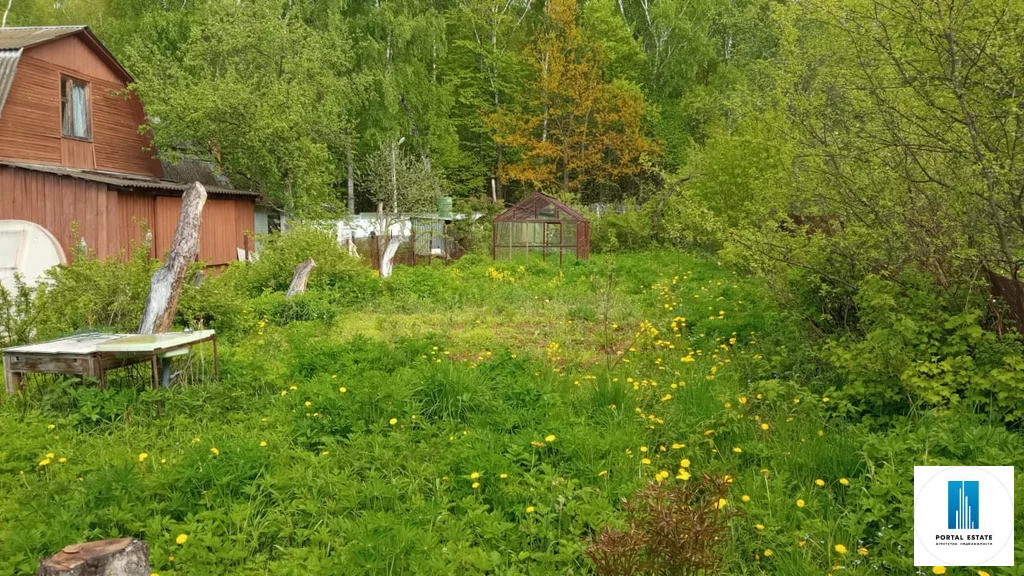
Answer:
[
  {"xmin": 286, "ymin": 258, "xmax": 316, "ymax": 297},
  {"xmin": 138, "ymin": 182, "xmax": 207, "ymax": 334}
]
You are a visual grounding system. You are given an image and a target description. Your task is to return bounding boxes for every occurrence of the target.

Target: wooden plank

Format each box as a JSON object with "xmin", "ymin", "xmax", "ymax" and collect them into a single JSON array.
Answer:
[
  {"xmin": 96, "ymin": 330, "xmax": 215, "ymax": 353},
  {"xmin": 5, "ymin": 354, "xmax": 91, "ymax": 374}
]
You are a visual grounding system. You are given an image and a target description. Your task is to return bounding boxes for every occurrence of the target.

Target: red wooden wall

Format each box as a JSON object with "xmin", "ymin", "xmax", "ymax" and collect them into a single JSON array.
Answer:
[
  {"xmin": 0, "ymin": 34, "xmax": 163, "ymax": 177},
  {"xmin": 0, "ymin": 166, "xmax": 255, "ymax": 266}
]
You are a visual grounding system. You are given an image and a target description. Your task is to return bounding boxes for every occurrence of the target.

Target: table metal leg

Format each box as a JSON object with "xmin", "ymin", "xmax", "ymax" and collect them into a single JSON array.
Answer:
[{"xmin": 212, "ymin": 335, "xmax": 220, "ymax": 381}]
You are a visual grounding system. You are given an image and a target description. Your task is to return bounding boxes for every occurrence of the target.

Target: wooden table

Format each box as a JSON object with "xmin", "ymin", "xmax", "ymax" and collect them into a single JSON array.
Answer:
[{"xmin": 2, "ymin": 330, "xmax": 218, "ymax": 394}]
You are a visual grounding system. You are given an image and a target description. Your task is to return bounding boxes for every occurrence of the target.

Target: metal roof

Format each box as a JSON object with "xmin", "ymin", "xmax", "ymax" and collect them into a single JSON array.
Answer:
[
  {"xmin": 0, "ymin": 26, "xmax": 85, "ymax": 49},
  {"xmin": 0, "ymin": 26, "xmax": 132, "ymax": 80},
  {"xmin": 160, "ymin": 156, "xmax": 234, "ymax": 189},
  {"xmin": 0, "ymin": 160, "xmax": 259, "ymax": 198},
  {"xmin": 0, "ymin": 48, "xmax": 21, "ymax": 119},
  {"xmin": 493, "ymin": 192, "xmax": 588, "ymax": 223}
]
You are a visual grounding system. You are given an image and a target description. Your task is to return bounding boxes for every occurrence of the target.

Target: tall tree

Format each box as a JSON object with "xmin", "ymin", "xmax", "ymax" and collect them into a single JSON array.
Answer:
[{"xmin": 489, "ymin": 0, "xmax": 655, "ymax": 202}]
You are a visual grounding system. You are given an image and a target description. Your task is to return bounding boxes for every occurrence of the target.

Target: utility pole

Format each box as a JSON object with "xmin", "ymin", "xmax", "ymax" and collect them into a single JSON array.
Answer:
[{"xmin": 391, "ymin": 136, "xmax": 405, "ymax": 213}]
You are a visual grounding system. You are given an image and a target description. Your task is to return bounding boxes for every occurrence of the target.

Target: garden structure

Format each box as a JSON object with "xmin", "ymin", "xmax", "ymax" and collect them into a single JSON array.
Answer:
[{"xmin": 492, "ymin": 192, "xmax": 590, "ymax": 263}]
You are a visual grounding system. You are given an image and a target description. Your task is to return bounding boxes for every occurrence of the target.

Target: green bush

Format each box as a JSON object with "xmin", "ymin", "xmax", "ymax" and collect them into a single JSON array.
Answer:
[
  {"xmin": 31, "ymin": 242, "xmax": 157, "ymax": 338},
  {"xmin": 590, "ymin": 210, "xmax": 654, "ymax": 253},
  {"xmin": 234, "ymin": 225, "xmax": 377, "ymax": 296},
  {"xmin": 827, "ymin": 274, "xmax": 1024, "ymax": 423}
]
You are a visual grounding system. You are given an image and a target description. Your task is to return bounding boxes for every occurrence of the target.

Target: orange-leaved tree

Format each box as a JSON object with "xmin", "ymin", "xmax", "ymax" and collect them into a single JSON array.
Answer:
[{"xmin": 488, "ymin": 0, "xmax": 656, "ymax": 200}]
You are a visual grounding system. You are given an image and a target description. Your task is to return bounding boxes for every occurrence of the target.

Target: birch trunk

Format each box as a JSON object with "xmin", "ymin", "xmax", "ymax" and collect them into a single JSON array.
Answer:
[{"xmin": 138, "ymin": 182, "xmax": 206, "ymax": 334}]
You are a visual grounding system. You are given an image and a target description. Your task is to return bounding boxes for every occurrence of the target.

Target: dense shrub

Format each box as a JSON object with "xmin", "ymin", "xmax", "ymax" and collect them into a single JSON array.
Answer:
[
  {"xmin": 827, "ymin": 274, "xmax": 1024, "ymax": 424},
  {"xmin": 31, "ymin": 243, "xmax": 157, "ymax": 339},
  {"xmin": 230, "ymin": 225, "xmax": 376, "ymax": 296},
  {"xmin": 589, "ymin": 209, "xmax": 655, "ymax": 253}
]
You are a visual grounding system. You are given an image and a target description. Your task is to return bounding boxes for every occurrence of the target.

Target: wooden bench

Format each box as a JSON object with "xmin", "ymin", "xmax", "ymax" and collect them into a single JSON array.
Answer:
[{"xmin": 3, "ymin": 330, "xmax": 218, "ymax": 393}]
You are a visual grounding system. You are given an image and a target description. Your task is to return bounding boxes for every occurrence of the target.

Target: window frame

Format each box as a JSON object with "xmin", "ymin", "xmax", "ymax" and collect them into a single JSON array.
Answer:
[{"xmin": 60, "ymin": 75, "xmax": 93, "ymax": 141}]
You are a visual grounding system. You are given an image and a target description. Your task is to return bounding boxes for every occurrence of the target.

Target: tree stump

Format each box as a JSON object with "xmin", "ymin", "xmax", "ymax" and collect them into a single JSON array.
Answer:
[
  {"xmin": 37, "ymin": 539, "xmax": 150, "ymax": 576},
  {"xmin": 286, "ymin": 258, "xmax": 316, "ymax": 297},
  {"xmin": 139, "ymin": 181, "xmax": 207, "ymax": 334}
]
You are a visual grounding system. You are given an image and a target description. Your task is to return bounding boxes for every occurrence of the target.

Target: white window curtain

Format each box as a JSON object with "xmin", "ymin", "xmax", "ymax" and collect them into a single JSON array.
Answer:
[{"xmin": 71, "ymin": 82, "xmax": 87, "ymax": 138}]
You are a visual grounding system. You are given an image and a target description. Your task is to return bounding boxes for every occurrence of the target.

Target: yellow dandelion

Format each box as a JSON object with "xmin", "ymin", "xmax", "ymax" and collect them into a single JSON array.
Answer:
[
  {"xmin": 763, "ymin": 548, "xmax": 773, "ymax": 557},
  {"xmin": 545, "ymin": 434, "xmax": 556, "ymax": 442},
  {"xmin": 472, "ymin": 482, "xmax": 480, "ymax": 489},
  {"xmin": 815, "ymin": 478, "xmax": 825, "ymax": 487},
  {"xmin": 977, "ymin": 571, "xmax": 991, "ymax": 576},
  {"xmin": 138, "ymin": 452, "xmax": 149, "ymax": 463},
  {"xmin": 754, "ymin": 524, "xmax": 764, "ymax": 531},
  {"xmin": 640, "ymin": 446, "xmax": 648, "ymax": 453},
  {"xmin": 210, "ymin": 447, "xmax": 219, "ymax": 456},
  {"xmin": 598, "ymin": 470, "xmax": 607, "ymax": 477},
  {"xmin": 680, "ymin": 458, "xmax": 690, "ymax": 468},
  {"xmin": 834, "ymin": 544, "xmax": 847, "ymax": 554},
  {"xmin": 796, "ymin": 499, "xmax": 805, "ymax": 508},
  {"xmin": 732, "ymin": 447, "xmax": 742, "ymax": 453},
  {"xmin": 339, "ymin": 387, "xmax": 347, "ymax": 393},
  {"xmin": 389, "ymin": 418, "xmax": 398, "ymax": 425},
  {"xmin": 38, "ymin": 458, "xmax": 51, "ymax": 466},
  {"xmin": 741, "ymin": 494, "xmax": 750, "ymax": 502},
  {"xmin": 500, "ymin": 473, "xmax": 508, "ymax": 479},
  {"xmin": 713, "ymin": 498, "xmax": 727, "ymax": 510},
  {"xmin": 932, "ymin": 568, "xmax": 946, "ymax": 575},
  {"xmin": 47, "ymin": 424, "xmax": 56, "ymax": 430},
  {"xmin": 470, "ymin": 472, "xmax": 481, "ymax": 480},
  {"xmin": 641, "ymin": 458, "xmax": 652, "ymax": 465},
  {"xmin": 175, "ymin": 534, "xmax": 188, "ymax": 545},
  {"xmin": 760, "ymin": 423, "xmax": 770, "ymax": 430},
  {"xmin": 839, "ymin": 477, "xmax": 850, "ymax": 486},
  {"xmin": 58, "ymin": 457, "xmax": 67, "ymax": 463},
  {"xmin": 676, "ymin": 469, "xmax": 691, "ymax": 480},
  {"xmin": 525, "ymin": 506, "xmax": 535, "ymax": 513},
  {"xmin": 739, "ymin": 396, "xmax": 748, "ymax": 404},
  {"xmin": 858, "ymin": 547, "xmax": 868, "ymax": 556},
  {"xmin": 259, "ymin": 441, "xmax": 267, "ymax": 447}
]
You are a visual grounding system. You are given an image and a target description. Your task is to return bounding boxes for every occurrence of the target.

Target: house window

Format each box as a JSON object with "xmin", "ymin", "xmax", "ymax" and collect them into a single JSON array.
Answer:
[{"xmin": 60, "ymin": 76, "xmax": 91, "ymax": 140}]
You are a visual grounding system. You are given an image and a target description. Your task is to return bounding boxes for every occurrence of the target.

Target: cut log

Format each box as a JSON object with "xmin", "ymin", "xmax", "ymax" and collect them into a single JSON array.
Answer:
[
  {"xmin": 286, "ymin": 258, "xmax": 316, "ymax": 297},
  {"xmin": 37, "ymin": 539, "xmax": 150, "ymax": 576},
  {"xmin": 138, "ymin": 182, "xmax": 207, "ymax": 334}
]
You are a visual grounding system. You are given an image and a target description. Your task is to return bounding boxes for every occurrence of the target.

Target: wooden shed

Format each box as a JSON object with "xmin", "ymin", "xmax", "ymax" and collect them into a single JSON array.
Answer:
[{"xmin": 0, "ymin": 26, "xmax": 257, "ymax": 266}]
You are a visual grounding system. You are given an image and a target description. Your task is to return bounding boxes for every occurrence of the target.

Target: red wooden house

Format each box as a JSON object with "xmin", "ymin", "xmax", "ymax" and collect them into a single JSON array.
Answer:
[{"xmin": 0, "ymin": 26, "xmax": 257, "ymax": 266}]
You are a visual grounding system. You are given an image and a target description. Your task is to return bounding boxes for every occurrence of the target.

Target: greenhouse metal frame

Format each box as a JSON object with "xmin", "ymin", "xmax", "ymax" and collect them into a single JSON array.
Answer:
[{"xmin": 492, "ymin": 192, "xmax": 590, "ymax": 263}]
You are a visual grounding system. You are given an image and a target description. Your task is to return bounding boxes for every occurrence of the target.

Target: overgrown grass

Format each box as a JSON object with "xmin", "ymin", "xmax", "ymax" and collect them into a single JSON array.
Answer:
[{"xmin": 0, "ymin": 251, "xmax": 1021, "ymax": 575}]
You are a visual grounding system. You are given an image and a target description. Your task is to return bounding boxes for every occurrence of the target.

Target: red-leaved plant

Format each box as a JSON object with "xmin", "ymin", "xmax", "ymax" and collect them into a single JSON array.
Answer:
[{"xmin": 584, "ymin": 474, "xmax": 739, "ymax": 575}]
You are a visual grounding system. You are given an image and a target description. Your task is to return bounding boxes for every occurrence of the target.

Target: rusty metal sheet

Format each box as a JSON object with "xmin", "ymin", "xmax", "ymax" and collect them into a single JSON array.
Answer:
[{"xmin": 0, "ymin": 48, "xmax": 21, "ymax": 118}]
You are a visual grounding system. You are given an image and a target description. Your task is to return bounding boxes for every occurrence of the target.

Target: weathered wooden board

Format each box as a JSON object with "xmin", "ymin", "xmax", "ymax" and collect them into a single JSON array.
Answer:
[{"xmin": 95, "ymin": 330, "xmax": 215, "ymax": 353}]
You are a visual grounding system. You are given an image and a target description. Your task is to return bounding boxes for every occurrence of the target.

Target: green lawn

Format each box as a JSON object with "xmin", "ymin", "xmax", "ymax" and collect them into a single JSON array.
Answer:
[{"xmin": 0, "ymin": 252, "xmax": 1020, "ymax": 575}]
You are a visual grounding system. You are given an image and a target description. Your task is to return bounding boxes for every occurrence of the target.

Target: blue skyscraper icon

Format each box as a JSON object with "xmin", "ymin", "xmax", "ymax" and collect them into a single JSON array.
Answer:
[{"xmin": 947, "ymin": 480, "xmax": 979, "ymax": 530}]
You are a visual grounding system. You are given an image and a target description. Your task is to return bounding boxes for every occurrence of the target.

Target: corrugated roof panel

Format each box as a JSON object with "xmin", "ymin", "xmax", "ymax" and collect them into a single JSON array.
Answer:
[
  {"xmin": 0, "ymin": 160, "xmax": 259, "ymax": 197},
  {"xmin": 0, "ymin": 26, "xmax": 85, "ymax": 50},
  {"xmin": 0, "ymin": 48, "xmax": 21, "ymax": 118},
  {"xmin": 0, "ymin": 26, "xmax": 132, "ymax": 81}
]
